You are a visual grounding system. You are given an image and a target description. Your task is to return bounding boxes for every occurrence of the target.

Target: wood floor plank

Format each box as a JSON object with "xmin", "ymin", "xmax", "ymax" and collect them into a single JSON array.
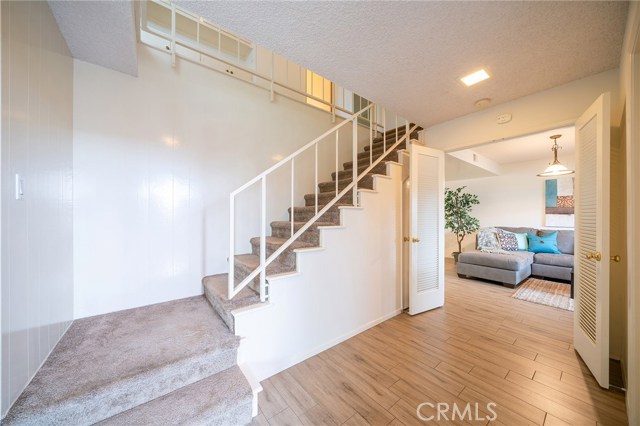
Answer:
[
  {"xmin": 260, "ymin": 378, "xmax": 290, "ymax": 419},
  {"xmin": 268, "ymin": 408, "xmax": 303, "ymax": 426},
  {"xmin": 255, "ymin": 261, "xmax": 627, "ymax": 426}
]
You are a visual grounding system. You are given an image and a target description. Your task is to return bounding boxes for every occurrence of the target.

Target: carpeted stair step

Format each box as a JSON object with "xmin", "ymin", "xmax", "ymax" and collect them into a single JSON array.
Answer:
[
  {"xmin": 332, "ymin": 162, "xmax": 387, "ymax": 181},
  {"xmin": 318, "ymin": 174, "xmax": 374, "ymax": 194},
  {"xmin": 364, "ymin": 139, "xmax": 407, "ymax": 152},
  {"xmin": 271, "ymin": 221, "xmax": 336, "ymax": 245},
  {"xmin": 2, "ymin": 297, "xmax": 241, "ymax": 426},
  {"xmin": 98, "ymin": 365, "xmax": 253, "ymax": 426},
  {"xmin": 304, "ymin": 190, "xmax": 353, "ymax": 207},
  {"xmin": 233, "ymin": 253, "xmax": 294, "ymax": 293},
  {"xmin": 342, "ymin": 150, "xmax": 400, "ymax": 171},
  {"xmin": 288, "ymin": 204, "xmax": 346, "ymax": 223},
  {"xmin": 203, "ymin": 274, "xmax": 260, "ymax": 332},
  {"xmin": 250, "ymin": 236, "xmax": 316, "ymax": 269}
]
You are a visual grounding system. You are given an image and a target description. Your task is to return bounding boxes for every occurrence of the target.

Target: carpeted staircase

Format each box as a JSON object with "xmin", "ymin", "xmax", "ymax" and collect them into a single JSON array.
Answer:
[
  {"xmin": 2, "ymin": 297, "xmax": 256, "ymax": 426},
  {"xmin": 2, "ymin": 126, "xmax": 415, "ymax": 426},
  {"xmin": 204, "ymin": 126, "xmax": 417, "ymax": 333}
]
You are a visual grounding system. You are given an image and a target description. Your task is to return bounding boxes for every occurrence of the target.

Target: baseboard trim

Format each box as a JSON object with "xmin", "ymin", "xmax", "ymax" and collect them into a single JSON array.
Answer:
[{"xmin": 258, "ymin": 308, "xmax": 402, "ymax": 381}]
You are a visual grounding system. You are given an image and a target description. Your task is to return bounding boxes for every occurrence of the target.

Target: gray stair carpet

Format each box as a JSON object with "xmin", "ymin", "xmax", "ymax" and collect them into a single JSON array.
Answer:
[
  {"xmin": 2, "ymin": 296, "xmax": 252, "ymax": 426},
  {"xmin": 203, "ymin": 125, "xmax": 412, "ymax": 335}
]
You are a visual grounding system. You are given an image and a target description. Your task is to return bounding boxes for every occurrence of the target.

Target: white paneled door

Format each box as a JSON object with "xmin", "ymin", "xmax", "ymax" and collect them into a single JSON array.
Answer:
[
  {"xmin": 574, "ymin": 93, "xmax": 611, "ymax": 388},
  {"xmin": 408, "ymin": 144, "xmax": 445, "ymax": 315}
]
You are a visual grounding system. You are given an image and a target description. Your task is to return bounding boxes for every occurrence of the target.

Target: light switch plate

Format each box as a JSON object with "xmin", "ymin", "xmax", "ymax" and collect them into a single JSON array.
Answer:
[{"xmin": 15, "ymin": 174, "xmax": 24, "ymax": 200}]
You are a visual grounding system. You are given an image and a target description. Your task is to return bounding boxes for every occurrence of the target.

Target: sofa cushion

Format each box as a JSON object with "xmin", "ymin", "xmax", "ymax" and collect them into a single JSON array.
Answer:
[
  {"xmin": 498, "ymin": 227, "xmax": 538, "ymax": 235},
  {"xmin": 458, "ymin": 251, "xmax": 534, "ymax": 271},
  {"xmin": 502, "ymin": 230, "xmax": 528, "ymax": 251},
  {"xmin": 497, "ymin": 232, "xmax": 519, "ymax": 251},
  {"xmin": 539, "ymin": 229, "xmax": 574, "ymax": 254},
  {"xmin": 527, "ymin": 232, "xmax": 561, "ymax": 254},
  {"xmin": 534, "ymin": 253, "xmax": 574, "ymax": 268}
]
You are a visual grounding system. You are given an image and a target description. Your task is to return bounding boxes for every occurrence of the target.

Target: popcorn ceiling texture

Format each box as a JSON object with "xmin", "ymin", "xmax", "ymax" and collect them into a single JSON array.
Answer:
[
  {"xmin": 177, "ymin": 1, "xmax": 627, "ymax": 127},
  {"xmin": 48, "ymin": 0, "xmax": 138, "ymax": 76}
]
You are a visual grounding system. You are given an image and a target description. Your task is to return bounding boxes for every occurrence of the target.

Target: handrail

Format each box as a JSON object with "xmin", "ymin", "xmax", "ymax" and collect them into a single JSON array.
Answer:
[
  {"xmin": 229, "ymin": 98, "xmax": 416, "ymax": 302},
  {"xmin": 231, "ymin": 104, "xmax": 373, "ymax": 197},
  {"xmin": 139, "ymin": 1, "xmax": 375, "ymax": 122}
]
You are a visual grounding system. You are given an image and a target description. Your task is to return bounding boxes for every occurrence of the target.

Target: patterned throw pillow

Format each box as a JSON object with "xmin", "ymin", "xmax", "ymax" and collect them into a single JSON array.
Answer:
[
  {"xmin": 497, "ymin": 232, "xmax": 519, "ymax": 251},
  {"xmin": 477, "ymin": 227, "xmax": 501, "ymax": 250}
]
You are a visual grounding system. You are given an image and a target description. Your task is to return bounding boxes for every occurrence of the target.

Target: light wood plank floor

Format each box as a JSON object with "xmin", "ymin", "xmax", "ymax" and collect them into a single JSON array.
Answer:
[{"xmin": 252, "ymin": 261, "xmax": 628, "ymax": 426}]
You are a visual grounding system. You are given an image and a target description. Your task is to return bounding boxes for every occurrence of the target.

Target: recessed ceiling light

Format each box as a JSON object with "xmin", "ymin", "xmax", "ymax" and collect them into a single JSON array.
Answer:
[{"xmin": 461, "ymin": 69, "xmax": 490, "ymax": 86}]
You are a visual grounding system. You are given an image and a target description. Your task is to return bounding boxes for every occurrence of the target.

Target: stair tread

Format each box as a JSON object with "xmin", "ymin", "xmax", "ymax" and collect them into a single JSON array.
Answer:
[
  {"xmin": 288, "ymin": 203, "xmax": 350, "ymax": 213},
  {"xmin": 235, "ymin": 253, "xmax": 291, "ymax": 276},
  {"xmin": 271, "ymin": 220, "xmax": 336, "ymax": 228},
  {"xmin": 98, "ymin": 365, "xmax": 253, "ymax": 426},
  {"xmin": 3, "ymin": 296, "xmax": 239, "ymax": 425},
  {"xmin": 250, "ymin": 236, "xmax": 316, "ymax": 250}
]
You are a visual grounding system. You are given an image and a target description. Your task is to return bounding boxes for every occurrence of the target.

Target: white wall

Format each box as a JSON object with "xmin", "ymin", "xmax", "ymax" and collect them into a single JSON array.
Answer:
[
  {"xmin": 444, "ymin": 156, "xmax": 575, "ymax": 256},
  {"xmin": 426, "ymin": 69, "xmax": 620, "ymax": 152},
  {"xmin": 1, "ymin": 1, "xmax": 74, "ymax": 416},
  {"xmin": 73, "ymin": 44, "xmax": 376, "ymax": 318},
  {"xmin": 235, "ymin": 162, "xmax": 402, "ymax": 380}
]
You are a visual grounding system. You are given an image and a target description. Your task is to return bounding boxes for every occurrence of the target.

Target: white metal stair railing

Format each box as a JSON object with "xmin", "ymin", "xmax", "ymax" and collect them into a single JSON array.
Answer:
[{"xmin": 229, "ymin": 103, "xmax": 418, "ymax": 302}]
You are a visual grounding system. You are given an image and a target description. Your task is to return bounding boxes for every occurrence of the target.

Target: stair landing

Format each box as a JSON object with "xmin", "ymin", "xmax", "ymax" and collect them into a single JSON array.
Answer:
[{"xmin": 3, "ymin": 296, "xmax": 251, "ymax": 425}]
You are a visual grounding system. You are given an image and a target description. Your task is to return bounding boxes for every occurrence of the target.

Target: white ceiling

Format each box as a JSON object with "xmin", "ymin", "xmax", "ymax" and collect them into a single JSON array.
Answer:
[
  {"xmin": 470, "ymin": 126, "xmax": 575, "ymax": 165},
  {"xmin": 178, "ymin": 1, "xmax": 628, "ymax": 128},
  {"xmin": 48, "ymin": 1, "xmax": 138, "ymax": 76}
]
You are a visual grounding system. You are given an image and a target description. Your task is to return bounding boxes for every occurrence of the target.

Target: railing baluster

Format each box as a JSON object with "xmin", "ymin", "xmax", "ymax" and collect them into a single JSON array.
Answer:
[
  {"xmin": 335, "ymin": 131, "xmax": 339, "ymax": 197},
  {"xmin": 229, "ymin": 193, "xmax": 235, "ymax": 299},
  {"xmin": 369, "ymin": 115, "xmax": 372, "ymax": 166},
  {"xmin": 170, "ymin": 3, "xmax": 176, "ymax": 67},
  {"xmin": 383, "ymin": 107, "xmax": 386, "ymax": 153},
  {"xmin": 315, "ymin": 143, "xmax": 318, "ymax": 215},
  {"xmin": 291, "ymin": 158, "xmax": 295, "ymax": 237},
  {"xmin": 395, "ymin": 115, "xmax": 398, "ymax": 145},
  {"xmin": 331, "ymin": 83, "xmax": 336, "ymax": 123},
  {"xmin": 352, "ymin": 118, "xmax": 358, "ymax": 205},
  {"xmin": 406, "ymin": 120, "xmax": 410, "ymax": 145},
  {"xmin": 260, "ymin": 176, "xmax": 267, "ymax": 302}
]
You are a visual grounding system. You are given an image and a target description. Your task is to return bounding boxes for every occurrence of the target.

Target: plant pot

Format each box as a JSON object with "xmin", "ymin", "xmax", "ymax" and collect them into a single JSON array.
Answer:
[{"xmin": 452, "ymin": 252, "xmax": 461, "ymax": 263}]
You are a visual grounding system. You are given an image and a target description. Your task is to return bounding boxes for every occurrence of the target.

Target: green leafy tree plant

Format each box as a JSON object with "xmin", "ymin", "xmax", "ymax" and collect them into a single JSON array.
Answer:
[{"xmin": 445, "ymin": 186, "xmax": 480, "ymax": 256}]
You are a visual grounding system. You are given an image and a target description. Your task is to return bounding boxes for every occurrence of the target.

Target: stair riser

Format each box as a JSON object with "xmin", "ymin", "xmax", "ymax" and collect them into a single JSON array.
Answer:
[
  {"xmin": 364, "ymin": 140, "xmax": 407, "ymax": 153},
  {"xmin": 343, "ymin": 151, "xmax": 399, "ymax": 171},
  {"xmin": 204, "ymin": 288, "xmax": 236, "ymax": 332},
  {"xmin": 318, "ymin": 174, "xmax": 374, "ymax": 193},
  {"xmin": 251, "ymin": 245, "xmax": 298, "ymax": 270},
  {"xmin": 233, "ymin": 258, "xmax": 296, "ymax": 293},
  {"xmin": 288, "ymin": 207, "xmax": 341, "ymax": 223},
  {"xmin": 271, "ymin": 225, "xmax": 321, "ymax": 245},
  {"xmin": 332, "ymin": 162, "xmax": 387, "ymax": 181},
  {"xmin": 304, "ymin": 192, "xmax": 352, "ymax": 207},
  {"xmin": 5, "ymin": 348, "xmax": 238, "ymax": 426}
]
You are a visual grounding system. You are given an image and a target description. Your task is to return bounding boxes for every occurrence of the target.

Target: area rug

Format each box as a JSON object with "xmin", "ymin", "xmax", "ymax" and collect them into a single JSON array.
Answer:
[{"xmin": 512, "ymin": 278, "xmax": 574, "ymax": 311}]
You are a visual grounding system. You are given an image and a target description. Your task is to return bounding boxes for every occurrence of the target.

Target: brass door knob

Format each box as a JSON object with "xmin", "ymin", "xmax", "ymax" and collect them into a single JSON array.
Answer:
[
  {"xmin": 586, "ymin": 251, "xmax": 602, "ymax": 261},
  {"xmin": 403, "ymin": 237, "xmax": 410, "ymax": 242},
  {"xmin": 412, "ymin": 237, "xmax": 420, "ymax": 243},
  {"xmin": 611, "ymin": 255, "xmax": 621, "ymax": 263}
]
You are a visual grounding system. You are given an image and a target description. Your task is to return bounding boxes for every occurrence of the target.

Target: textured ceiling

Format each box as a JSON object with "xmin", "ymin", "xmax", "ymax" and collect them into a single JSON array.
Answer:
[
  {"xmin": 48, "ymin": 1, "xmax": 138, "ymax": 76},
  {"xmin": 178, "ymin": 1, "xmax": 628, "ymax": 127}
]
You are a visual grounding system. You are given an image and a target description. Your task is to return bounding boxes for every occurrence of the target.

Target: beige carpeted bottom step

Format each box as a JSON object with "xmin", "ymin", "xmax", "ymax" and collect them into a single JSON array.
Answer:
[
  {"xmin": 98, "ymin": 365, "xmax": 253, "ymax": 426},
  {"xmin": 2, "ymin": 297, "xmax": 245, "ymax": 425}
]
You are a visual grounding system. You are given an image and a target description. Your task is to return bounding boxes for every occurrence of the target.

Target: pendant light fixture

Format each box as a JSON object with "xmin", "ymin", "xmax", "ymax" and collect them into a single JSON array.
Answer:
[{"xmin": 537, "ymin": 134, "xmax": 574, "ymax": 177}]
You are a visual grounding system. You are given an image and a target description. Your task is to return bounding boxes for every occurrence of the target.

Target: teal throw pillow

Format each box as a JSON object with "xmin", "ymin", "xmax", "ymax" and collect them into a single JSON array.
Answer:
[
  {"xmin": 503, "ymin": 230, "xmax": 528, "ymax": 251},
  {"xmin": 527, "ymin": 232, "xmax": 561, "ymax": 254}
]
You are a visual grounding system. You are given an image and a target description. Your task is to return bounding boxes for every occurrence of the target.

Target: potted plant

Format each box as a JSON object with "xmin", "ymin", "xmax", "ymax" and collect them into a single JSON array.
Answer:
[{"xmin": 445, "ymin": 186, "xmax": 480, "ymax": 263}]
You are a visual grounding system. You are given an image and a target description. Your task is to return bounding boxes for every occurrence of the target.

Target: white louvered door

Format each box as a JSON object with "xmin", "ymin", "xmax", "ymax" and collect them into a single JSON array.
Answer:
[
  {"xmin": 409, "ymin": 144, "xmax": 445, "ymax": 315},
  {"xmin": 574, "ymin": 93, "xmax": 611, "ymax": 388}
]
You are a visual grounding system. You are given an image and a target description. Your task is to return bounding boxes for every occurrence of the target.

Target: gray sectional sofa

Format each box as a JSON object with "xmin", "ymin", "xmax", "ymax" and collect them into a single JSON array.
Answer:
[{"xmin": 456, "ymin": 226, "xmax": 574, "ymax": 288}]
